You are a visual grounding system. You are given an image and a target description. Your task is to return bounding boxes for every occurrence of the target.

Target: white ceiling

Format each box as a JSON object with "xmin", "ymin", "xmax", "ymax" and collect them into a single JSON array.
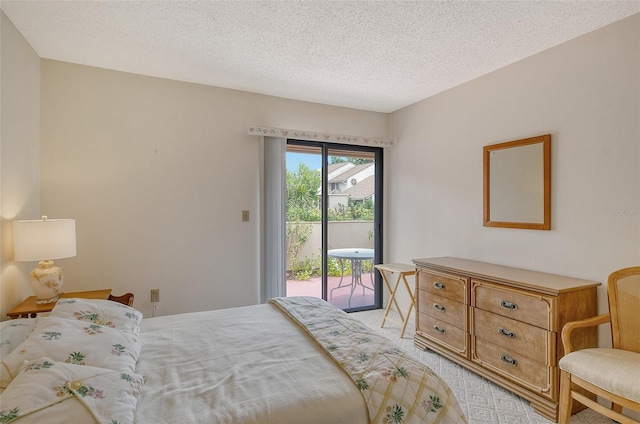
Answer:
[{"xmin": 2, "ymin": 1, "xmax": 639, "ymax": 113}]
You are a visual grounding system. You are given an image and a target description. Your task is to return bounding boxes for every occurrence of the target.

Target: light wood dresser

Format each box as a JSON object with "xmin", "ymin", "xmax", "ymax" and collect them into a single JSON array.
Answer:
[{"xmin": 412, "ymin": 257, "xmax": 600, "ymax": 422}]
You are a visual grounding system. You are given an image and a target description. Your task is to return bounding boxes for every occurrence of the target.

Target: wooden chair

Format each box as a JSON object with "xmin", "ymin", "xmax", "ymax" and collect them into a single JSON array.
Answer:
[
  {"xmin": 558, "ymin": 266, "xmax": 640, "ymax": 424},
  {"xmin": 108, "ymin": 292, "xmax": 135, "ymax": 307}
]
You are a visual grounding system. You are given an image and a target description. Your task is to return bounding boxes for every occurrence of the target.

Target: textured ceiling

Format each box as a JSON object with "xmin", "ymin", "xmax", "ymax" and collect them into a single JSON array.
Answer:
[{"xmin": 2, "ymin": 1, "xmax": 639, "ymax": 113}]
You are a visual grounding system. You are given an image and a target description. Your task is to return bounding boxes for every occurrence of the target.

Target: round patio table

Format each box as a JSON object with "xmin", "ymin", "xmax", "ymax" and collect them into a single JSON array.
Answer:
[{"xmin": 328, "ymin": 248, "xmax": 375, "ymax": 308}]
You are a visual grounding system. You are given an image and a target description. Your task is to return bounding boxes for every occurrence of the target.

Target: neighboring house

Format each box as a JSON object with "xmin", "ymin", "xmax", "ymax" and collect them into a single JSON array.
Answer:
[{"xmin": 320, "ymin": 162, "xmax": 375, "ymax": 210}]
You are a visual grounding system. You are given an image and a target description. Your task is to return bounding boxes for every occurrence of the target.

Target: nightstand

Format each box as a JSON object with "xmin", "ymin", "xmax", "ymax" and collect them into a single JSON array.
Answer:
[{"xmin": 7, "ymin": 289, "xmax": 112, "ymax": 319}]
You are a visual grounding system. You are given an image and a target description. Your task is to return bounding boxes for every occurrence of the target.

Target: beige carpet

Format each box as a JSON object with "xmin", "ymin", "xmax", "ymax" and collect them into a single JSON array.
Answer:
[{"xmin": 352, "ymin": 309, "xmax": 612, "ymax": 424}]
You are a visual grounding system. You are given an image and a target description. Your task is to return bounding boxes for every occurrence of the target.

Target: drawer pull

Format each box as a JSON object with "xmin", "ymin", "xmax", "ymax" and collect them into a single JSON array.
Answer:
[
  {"xmin": 499, "ymin": 300, "xmax": 518, "ymax": 311},
  {"xmin": 500, "ymin": 354, "xmax": 518, "ymax": 366},
  {"xmin": 433, "ymin": 282, "xmax": 445, "ymax": 290},
  {"xmin": 433, "ymin": 304, "xmax": 446, "ymax": 312},
  {"xmin": 434, "ymin": 325, "xmax": 446, "ymax": 335},
  {"xmin": 498, "ymin": 327, "xmax": 516, "ymax": 338}
]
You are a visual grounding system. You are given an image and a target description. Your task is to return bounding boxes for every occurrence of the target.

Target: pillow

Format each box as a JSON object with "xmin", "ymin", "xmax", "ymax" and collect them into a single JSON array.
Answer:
[
  {"xmin": 0, "ymin": 316, "xmax": 141, "ymax": 388},
  {"xmin": 0, "ymin": 319, "xmax": 36, "ymax": 359},
  {"xmin": 50, "ymin": 298, "xmax": 142, "ymax": 335},
  {"xmin": 0, "ymin": 357, "xmax": 144, "ymax": 424}
]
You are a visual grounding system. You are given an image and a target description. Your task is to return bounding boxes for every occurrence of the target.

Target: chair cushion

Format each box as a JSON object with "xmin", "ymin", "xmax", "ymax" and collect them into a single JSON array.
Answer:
[{"xmin": 559, "ymin": 348, "xmax": 640, "ymax": 402}]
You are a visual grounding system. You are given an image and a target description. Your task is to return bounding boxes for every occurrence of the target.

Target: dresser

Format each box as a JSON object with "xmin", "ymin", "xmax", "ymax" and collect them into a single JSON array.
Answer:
[{"xmin": 412, "ymin": 257, "xmax": 600, "ymax": 422}]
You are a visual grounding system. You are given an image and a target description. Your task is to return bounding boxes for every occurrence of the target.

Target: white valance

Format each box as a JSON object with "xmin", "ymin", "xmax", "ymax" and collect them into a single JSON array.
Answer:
[{"xmin": 248, "ymin": 126, "xmax": 393, "ymax": 147}]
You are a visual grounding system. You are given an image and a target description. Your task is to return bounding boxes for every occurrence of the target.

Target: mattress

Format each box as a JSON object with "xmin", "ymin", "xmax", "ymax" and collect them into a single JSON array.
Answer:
[
  {"xmin": 1, "ymin": 298, "xmax": 465, "ymax": 423},
  {"xmin": 133, "ymin": 303, "xmax": 369, "ymax": 424}
]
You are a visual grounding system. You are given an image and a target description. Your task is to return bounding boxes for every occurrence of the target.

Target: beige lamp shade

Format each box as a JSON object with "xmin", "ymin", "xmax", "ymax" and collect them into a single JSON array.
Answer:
[
  {"xmin": 13, "ymin": 216, "xmax": 76, "ymax": 261},
  {"xmin": 13, "ymin": 216, "xmax": 76, "ymax": 303}
]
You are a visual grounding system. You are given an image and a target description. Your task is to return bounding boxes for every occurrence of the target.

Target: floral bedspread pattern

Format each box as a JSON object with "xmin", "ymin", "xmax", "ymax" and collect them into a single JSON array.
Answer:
[
  {"xmin": 0, "ymin": 358, "xmax": 144, "ymax": 424},
  {"xmin": 269, "ymin": 297, "xmax": 467, "ymax": 424},
  {"xmin": 50, "ymin": 298, "xmax": 143, "ymax": 335},
  {"xmin": 0, "ymin": 316, "xmax": 141, "ymax": 388},
  {"xmin": 0, "ymin": 298, "xmax": 145, "ymax": 424}
]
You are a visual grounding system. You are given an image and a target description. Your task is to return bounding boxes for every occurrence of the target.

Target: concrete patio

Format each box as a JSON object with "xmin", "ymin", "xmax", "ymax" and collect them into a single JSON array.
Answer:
[{"xmin": 286, "ymin": 273, "xmax": 376, "ymax": 309}]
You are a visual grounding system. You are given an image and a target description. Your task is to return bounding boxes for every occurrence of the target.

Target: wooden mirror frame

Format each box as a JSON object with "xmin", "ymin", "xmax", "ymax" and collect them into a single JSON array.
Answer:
[{"xmin": 483, "ymin": 134, "xmax": 551, "ymax": 230}]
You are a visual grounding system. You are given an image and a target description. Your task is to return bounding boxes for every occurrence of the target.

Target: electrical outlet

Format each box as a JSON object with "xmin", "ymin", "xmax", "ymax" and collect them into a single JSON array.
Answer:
[
  {"xmin": 150, "ymin": 289, "xmax": 160, "ymax": 303},
  {"xmin": 242, "ymin": 210, "xmax": 250, "ymax": 222}
]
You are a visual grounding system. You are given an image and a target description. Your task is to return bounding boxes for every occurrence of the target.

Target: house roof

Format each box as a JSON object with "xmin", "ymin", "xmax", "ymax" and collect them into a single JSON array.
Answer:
[
  {"xmin": 327, "ymin": 162, "xmax": 351, "ymax": 174},
  {"xmin": 342, "ymin": 175, "xmax": 375, "ymax": 201},
  {"xmin": 328, "ymin": 163, "xmax": 373, "ymax": 184},
  {"xmin": 2, "ymin": 2, "xmax": 638, "ymax": 113}
]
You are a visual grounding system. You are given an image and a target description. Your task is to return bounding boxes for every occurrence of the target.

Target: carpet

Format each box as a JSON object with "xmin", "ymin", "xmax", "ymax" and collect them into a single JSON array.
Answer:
[{"xmin": 352, "ymin": 309, "xmax": 612, "ymax": 424}]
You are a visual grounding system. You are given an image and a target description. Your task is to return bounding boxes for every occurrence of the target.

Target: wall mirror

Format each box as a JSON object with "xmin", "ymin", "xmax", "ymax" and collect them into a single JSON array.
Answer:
[{"xmin": 483, "ymin": 134, "xmax": 551, "ymax": 230}]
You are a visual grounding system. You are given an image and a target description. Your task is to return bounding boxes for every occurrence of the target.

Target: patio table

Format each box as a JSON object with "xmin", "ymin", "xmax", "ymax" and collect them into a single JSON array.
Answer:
[{"xmin": 328, "ymin": 248, "xmax": 375, "ymax": 308}]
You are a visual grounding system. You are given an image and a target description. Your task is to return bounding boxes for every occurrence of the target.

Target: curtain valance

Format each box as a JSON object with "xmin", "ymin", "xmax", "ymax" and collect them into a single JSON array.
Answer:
[{"xmin": 248, "ymin": 126, "xmax": 393, "ymax": 147}]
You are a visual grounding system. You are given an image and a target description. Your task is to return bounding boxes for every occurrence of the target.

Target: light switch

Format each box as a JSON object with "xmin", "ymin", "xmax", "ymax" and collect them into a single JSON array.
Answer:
[{"xmin": 242, "ymin": 210, "xmax": 250, "ymax": 222}]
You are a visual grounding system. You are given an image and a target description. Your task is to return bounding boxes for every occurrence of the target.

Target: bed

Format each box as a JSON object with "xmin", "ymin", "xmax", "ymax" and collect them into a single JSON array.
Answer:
[{"xmin": 0, "ymin": 296, "xmax": 466, "ymax": 424}]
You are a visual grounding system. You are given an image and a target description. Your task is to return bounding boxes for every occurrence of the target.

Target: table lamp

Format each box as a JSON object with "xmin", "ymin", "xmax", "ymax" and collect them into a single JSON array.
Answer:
[{"xmin": 13, "ymin": 216, "xmax": 77, "ymax": 304}]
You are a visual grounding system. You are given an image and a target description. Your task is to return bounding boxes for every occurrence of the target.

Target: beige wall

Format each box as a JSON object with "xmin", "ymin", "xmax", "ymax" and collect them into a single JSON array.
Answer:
[
  {"xmin": 388, "ymin": 14, "xmax": 640, "ymax": 334},
  {"xmin": 0, "ymin": 12, "xmax": 41, "ymax": 319},
  {"xmin": 38, "ymin": 60, "xmax": 389, "ymax": 317},
  {"xmin": 291, "ymin": 221, "xmax": 375, "ymax": 268},
  {"xmin": 2, "ymin": 11, "xmax": 638, "ymax": 327}
]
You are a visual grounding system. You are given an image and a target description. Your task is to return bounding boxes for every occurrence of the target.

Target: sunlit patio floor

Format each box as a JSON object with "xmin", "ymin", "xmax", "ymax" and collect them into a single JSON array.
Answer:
[{"xmin": 286, "ymin": 273, "xmax": 376, "ymax": 309}]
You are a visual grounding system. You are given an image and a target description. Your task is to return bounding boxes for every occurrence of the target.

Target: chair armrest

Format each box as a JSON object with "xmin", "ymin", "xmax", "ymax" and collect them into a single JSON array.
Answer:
[{"xmin": 561, "ymin": 314, "xmax": 610, "ymax": 354}]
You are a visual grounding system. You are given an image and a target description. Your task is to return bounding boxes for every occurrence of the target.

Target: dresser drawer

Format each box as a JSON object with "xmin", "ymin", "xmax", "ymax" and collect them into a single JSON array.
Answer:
[
  {"xmin": 417, "ymin": 313, "xmax": 468, "ymax": 357},
  {"xmin": 413, "ymin": 257, "xmax": 600, "ymax": 420},
  {"xmin": 472, "ymin": 280, "xmax": 554, "ymax": 330},
  {"xmin": 418, "ymin": 290, "xmax": 467, "ymax": 329},
  {"xmin": 472, "ymin": 308, "xmax": 554, "ymax": 365},
  {"xmin": 418, "ymin": 270, "xmax": 468, "ymax": 303},
  {"xmin": 472, "ymin": 338, "xmax": 553, "ymax": 399}
]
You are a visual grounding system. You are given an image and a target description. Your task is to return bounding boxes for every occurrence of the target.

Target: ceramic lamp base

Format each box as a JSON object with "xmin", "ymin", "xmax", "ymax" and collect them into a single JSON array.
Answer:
[{"xmin": 30, "ymin": 260, "xmax": 64, "ymax": 304}]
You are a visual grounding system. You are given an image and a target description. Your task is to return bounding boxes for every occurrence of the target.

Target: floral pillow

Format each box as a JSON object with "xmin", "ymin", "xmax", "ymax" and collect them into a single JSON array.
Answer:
[
  {"xmin": 0, "ymin": 317, "xmax": 141, "ymax": 388},
  {"xmin": 49, "ymin": 298, "xmax": 142, "ymax": 335},
  {"xmin": 0, "ymin": 319, "xmax": 36, "ymax": 359},
  {"xmin": 0, "ymin": 357, "xmax": 144, "ymax": 424}
]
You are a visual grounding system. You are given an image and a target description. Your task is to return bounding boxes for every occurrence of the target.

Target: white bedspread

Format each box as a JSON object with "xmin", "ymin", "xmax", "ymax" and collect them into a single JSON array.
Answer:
[{"xmin": 133, "ymin": 303, "xmax": 369, "ymax": 424}]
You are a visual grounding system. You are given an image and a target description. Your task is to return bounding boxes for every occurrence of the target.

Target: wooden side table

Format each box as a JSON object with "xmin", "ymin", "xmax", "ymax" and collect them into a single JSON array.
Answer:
[
  {"xmin": 375, "ymin": 263, "xmax": 416, "ymax": 338},
  {"xmin": 7, "ymin": 289, "xmax": 112, "ymax": 319}
]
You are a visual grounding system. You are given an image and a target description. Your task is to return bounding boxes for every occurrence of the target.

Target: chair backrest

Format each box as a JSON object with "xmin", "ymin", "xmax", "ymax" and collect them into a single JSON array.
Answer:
[
  {"xmin": 607, "ymin": 266, "xmax": 640, "ymax": 353},
  {"xmin": 108, "ymin": 292, "xmax": 135, "ymax": 307}
]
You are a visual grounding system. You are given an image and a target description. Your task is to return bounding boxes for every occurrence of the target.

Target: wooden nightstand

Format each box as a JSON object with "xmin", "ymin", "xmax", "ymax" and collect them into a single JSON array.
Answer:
[{"xmin": 7, "ymin": 289, "xmax": 112, "ymax": 319}]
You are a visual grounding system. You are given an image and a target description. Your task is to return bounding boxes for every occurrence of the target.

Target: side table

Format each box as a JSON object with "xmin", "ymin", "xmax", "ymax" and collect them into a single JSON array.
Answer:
[
  {"xmin": 7, "ymin": 289, "xmax": 112, "ymax": 319},
  {"xmin": 375, "ymin": 263, "xmax": 416, "ymax": 338}
]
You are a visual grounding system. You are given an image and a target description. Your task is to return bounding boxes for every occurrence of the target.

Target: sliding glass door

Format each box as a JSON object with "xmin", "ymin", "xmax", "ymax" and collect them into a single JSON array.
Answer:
[{"xmin": 285, "ymin": 140, "xmax": 382, "ymax": 311}]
